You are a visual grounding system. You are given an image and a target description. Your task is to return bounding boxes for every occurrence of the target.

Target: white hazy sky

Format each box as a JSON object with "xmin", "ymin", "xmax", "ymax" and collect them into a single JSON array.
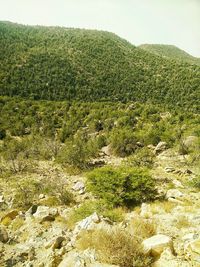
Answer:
[{"xmin": 1, "ymin": 0, "xmax": 200, "ymax": 57}]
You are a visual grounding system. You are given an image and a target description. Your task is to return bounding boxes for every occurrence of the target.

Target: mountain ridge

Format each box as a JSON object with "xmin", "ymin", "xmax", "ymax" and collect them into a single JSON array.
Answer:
[
  {"xmin": 139, "ymin": 44, "xmax": 200, "ymax": 66},
  {"xmin": 0, "ymin": 21, "xmax": 200, "ymax": 111}
]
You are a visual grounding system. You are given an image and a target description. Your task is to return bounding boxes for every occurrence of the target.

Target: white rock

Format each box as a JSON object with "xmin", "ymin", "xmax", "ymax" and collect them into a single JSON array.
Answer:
[
  {"xmin": 33, "ymin": 206, "xmax": 58, "ymax": 221},
  {"xmin": 166, "ymin": 189, "xmax": 183, "ymax": 199},
  {"xmin": 72, "ymin": 181, "xmax": 85, "ymax": 191},
  {"xmin": 143, "ymin": 234, "xmax": 173, "ymax": 257},
  {"xmin": 172, "ymin": 179, "xmax": 184, "ymax": 188},
  {"xmin": 140, "ymin": 203, "xmax": 152, "ymax": 217},
  {"xmin": 165, "ymin": 167, "xmax": 175, "ymax": 173},
  {"xmin": 154, "ymin": 142, "xmax": 167, "ymax": 154},
  {"xmin": 0, "ymin": 195, "xmax": 4, "ymax": 203}
]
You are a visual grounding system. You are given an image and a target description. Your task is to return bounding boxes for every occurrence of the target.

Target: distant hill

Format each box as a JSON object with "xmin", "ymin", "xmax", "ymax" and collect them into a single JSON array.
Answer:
[
  {"xmin": 139, "ymin": 44, "xmax": 200, "ymax": 66},
  {"xmin": 0, "ymin": 21, "xmax": 200, "ymax": 111}
]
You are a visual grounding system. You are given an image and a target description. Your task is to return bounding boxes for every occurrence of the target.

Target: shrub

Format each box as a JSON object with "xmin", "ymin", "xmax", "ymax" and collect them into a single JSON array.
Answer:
[
  {"xmin": 125, "ymin": 147, "xmax": 155, "ymax": 168},
  {"xmin": 87, "ymin": 166, "xmax": 157, "ymax": 207},
  {"xmin": 190, "ymin": 175, "xmax": 200, "ymax": 189},
  {"xmin": 57, "ymin": 134, "xmax": 99, "ymax": 169},
  {"xmin": 128, "ymin": 217, "xmax": 156, "ymax": 240},
  {"xmin": 109, "ymin": 128, "xmax": 138, "ymax": 157},
  {"xmin": 67, "ymin": 201, "xmax": 125, "ymax": 228},
  {"xmin": 76, "ymin": 228, "xmax": 153, "ymax": 267},
  {"xmin": 0, "ymin": 128, "xmax": 6, "ymax": 140}
]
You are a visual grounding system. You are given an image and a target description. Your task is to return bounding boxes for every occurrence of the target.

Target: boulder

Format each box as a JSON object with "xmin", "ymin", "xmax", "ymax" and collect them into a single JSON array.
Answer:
[
  {"xmin": 0, "ymin": 227, "xmax": 8, "ymax": 243},
  {"xmin": 143, "ymin": 234, "xmax": 174, "ymax": 257},
  {"xmin": 72, "ymin": 181, "xmax": 85, "ymax": 191},
  {"xmin": 166, "ymin": 189, "xmax": 183, "ymax": 199},
  {"xmin": 74, "ymin": 212, "xmax": 101, "ymax": 234},
  {"xmin": 33, "ymin": 206, "xmax": 58, "ymax": 222},
  {"xmin": 154, "ymin": 142, "xmax": 167, "ymax": 154}
]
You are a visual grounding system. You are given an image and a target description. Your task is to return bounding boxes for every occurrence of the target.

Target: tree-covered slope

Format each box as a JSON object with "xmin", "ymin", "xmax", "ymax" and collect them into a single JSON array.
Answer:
[
  {"xmin": 0, "ymin": 21, "xmax": 200, "ymax": 111},
  {"xmin": 139, "ymin": 44, "xmax": 200, "ymax": 66}
]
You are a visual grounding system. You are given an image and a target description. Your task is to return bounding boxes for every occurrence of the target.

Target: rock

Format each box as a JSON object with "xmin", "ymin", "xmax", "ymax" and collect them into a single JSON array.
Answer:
[
  {"xmin": 166, "ymin": 189, "xmax": 183, "ymax": 199},
  {"xmin": 164, "ymin": 166, "xmax": 175, "ymax": 173},
  {"xmin": 39, "ymin": 194, "xmax": 45, "ymax": 199},
  {"xmin": 154, "ymin": 142, "xmax": 167, "ymax": 154},
  {"xmin": 140, "ymin": 203, "xmax": 152, "ymax": 217},
  {"xmin": 74, "ymin": 212, "xmax": 101, "ymax": 234},
  {"xmin": 184, "ymin": 238, "xmax": 200, "ymax": 263},
  {"xmin": 0, "ymin": 227, "xmax": 8, "ymax": 243},
  {"xmin": 26, "ymin": 205, "xmax": 38, "ymax": 216},
  {"xmin": 182, "ymin": 233, "xmax": 199, "ymax": 242},
  {"xmin": 143, "ymin": 234, "xmax": 174, "ymax": 257},
  {"xmin": 72, "ymin": 181, "xmax": 85, "ymax": 192},
  {"xmin": 168, "ymin": 198, "xmax": 184, "ymax": 204},
  {"xmin": 52, "ymin": 236, "xmax": 66, "ymax": 250},
  {"xmin": 172, "ymin": 179, "xmax": 184, "ymax": 188},
  {"xmin": 33, "ymin": 206, "xmax": 58, "ymax": 222},
  {"xmin": 1, "ymin": 209, "xmax": 18, "ymax": 221},
  {"xmin": 153, "ymin": 248, "xmax": 189, "ymax": 267},
  {"xmin": 0, "ymin": 195, "xmax": 4, "ymax": 203},
  {"xmin": 58, "ymin": 249, "xmax": 96, "ymax": 267}
]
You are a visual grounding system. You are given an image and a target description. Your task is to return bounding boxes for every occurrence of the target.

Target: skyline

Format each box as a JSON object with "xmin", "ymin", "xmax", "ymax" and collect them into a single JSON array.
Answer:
[{"xmin": 0, "ymin": 0, "xmax": 200, "ymax": 57}]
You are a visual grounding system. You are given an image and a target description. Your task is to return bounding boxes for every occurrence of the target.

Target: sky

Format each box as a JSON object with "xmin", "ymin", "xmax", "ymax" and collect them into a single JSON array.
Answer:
[{"xmin": 0, "ymin": 0, "xmax": 200, "ymax": 57}]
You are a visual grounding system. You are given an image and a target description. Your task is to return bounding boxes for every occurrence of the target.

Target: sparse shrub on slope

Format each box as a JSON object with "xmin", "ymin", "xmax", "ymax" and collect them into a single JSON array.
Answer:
[
  {"xmin": 77, "ymin": 228, "xmax": 153, "ymax": 267},
  {"xmin": 87, "ymin": 166, "xmax": 157, "ymax": 207},
  {"xmin": 109, "ymin": 128, "xmax": 138, "ymax": 157}
]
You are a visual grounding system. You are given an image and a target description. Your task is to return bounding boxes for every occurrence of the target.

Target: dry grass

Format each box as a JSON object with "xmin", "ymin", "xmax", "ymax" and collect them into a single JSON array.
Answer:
[
  {"xmin": 175, "ymin": 215, "xmax": 190, "ymax": 229},
  {"xmin": 128, "ymin": 216, "xmax": 156, "ymax": 241},
  {"xmin": 76, "ymin": 227, "xmax": 153, "ymax": 267}
]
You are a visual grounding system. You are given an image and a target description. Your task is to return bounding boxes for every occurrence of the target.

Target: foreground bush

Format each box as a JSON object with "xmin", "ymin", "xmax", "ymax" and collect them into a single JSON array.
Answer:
[
  {"xmin": 77, "ymin": 228, "xmax": 153, "ymax": 267},
  {"xmin": 87, "ymin": 166, "xmax": 157, "ymax": 207}
]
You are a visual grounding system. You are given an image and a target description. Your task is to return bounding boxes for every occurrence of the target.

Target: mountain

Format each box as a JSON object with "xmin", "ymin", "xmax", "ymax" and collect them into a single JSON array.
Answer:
[
  {"xmin": 139, "ymin": 44, "xmax": 200, "ymax": 66},
  {"xmin": 0, "ymin": 21, "xmax": 200, "ymax": 111}
]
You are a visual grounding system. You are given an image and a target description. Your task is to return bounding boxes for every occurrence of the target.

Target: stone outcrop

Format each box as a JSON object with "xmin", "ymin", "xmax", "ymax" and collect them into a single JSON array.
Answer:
[{"xmin": 143, "ymin": 234, "xmax": 174, "ymax": 257}]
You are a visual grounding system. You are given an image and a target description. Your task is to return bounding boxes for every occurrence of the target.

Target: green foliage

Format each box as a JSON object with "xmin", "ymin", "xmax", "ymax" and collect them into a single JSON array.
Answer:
[
  {"xmin": 125, "ymin": 147, "xmax": 155, "ymax": 168},
  {"xmin": 109, "ymin": 128, "xmax": 138, "ymax": 157},
  {"xmin": 57, "ymin": 133, "xmax": 99, "ymax": 169},
  {"xmin": 0, "ymin": 128, "xmax": 6, "ymax": 140},
  {"xmin": 0, "ymin": 22, "xmax": 200, "ymax": 111},
  {"xmin": 190, "ymin": 175, "xmax": 200, "ymax": 189},
  {"xmin": 140, "ymin": 44, "xmax": 200, "ymax": 66},
  {"xmin": 87, "ymin": 166, "xmax": 157, "ymax": 207}
]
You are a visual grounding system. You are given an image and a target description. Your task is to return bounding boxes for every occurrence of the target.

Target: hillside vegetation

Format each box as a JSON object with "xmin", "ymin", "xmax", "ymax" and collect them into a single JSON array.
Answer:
[
  {"xmin": 0, "ymin": 21, "xmax": 200, "ymax": 111},
  {"xmin": 139, "ymin": 44, "xmax": 200, "ymax": 66}
]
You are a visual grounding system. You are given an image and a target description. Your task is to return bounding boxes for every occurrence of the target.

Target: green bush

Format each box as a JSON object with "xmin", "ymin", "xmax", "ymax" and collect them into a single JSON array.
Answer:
[
  {"xmin": 0, "ymin": 128, "xmax": 6, "ymax": 140},
  {"xmin": 87, "ymin": 166, "xmax": 157, "ymax": 207},
  {"xmin": 125, "ymin": 147, "xmax": 155, "ymax": 168},
  {"xmin": 109, "ymin": 128, "xmax": 138, "ymax": 157}
]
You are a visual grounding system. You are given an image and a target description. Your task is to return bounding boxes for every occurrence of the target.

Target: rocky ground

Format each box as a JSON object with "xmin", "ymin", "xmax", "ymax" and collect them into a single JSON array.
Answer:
[{"xmin": 0, "ymin": 144, "xmax": 200, "ymax": 267}]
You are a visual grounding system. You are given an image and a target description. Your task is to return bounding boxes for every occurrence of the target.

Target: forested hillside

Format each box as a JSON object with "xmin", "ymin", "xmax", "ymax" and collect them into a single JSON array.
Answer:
[
  {"xmin": 139, "ymin": 44, "xmax": 200, "ymax": 66},
  {"xmin": 0, "ymin": 21, "xmax": 200, "ymax": 111}
]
